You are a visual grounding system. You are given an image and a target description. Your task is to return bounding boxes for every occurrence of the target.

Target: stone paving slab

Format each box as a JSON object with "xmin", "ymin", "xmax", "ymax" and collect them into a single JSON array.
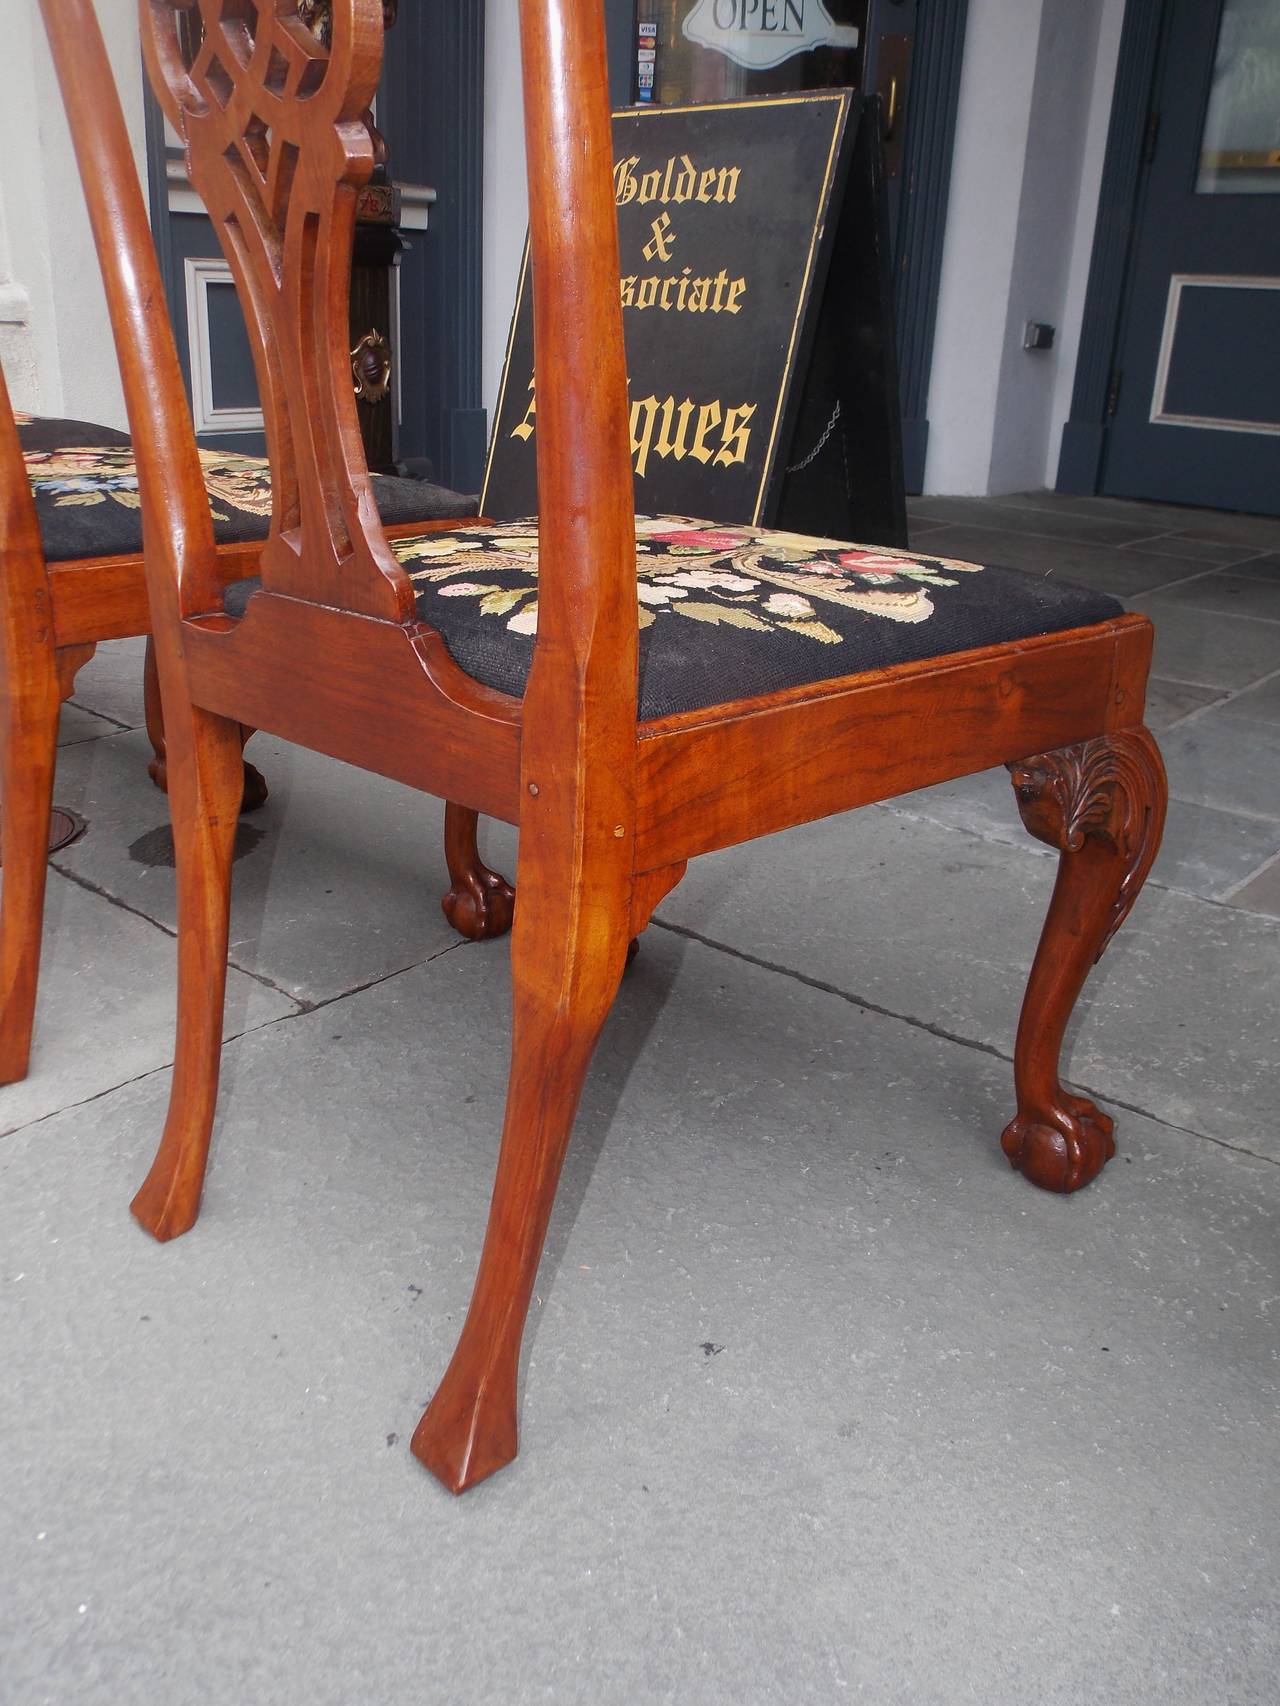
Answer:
[
  {"xmin": 67, "ymin": 635, "xmax": 148, "ymax": 731},
  {"xmin": 654, "ymin": 807, "xmax": 1280, "ymax": 1160},
  {"xmin": 970, "ymin": 490, "xmax": 1278, "ymax": 545},
  {"xmin": 907, "ymin": 496, "xmax": 1168, "ymax": 548},
  {"xmin": 0, "ymin": 867, "xmax": 294, "ymax": 1135},
  {"xmin": 1155, "ymin": 708, "xmax": 1280, "ymax": 822},
  {"xmin": 56, "ymin": 703, "xmax": 127, "ymax": 749},
  {"xmin": 1124, "ymin": 534, "xmax": 1262, "ymax": 564},
  {"xmin": 903, "ymin": 522, "xmax": 1212, "ymax": 600},
  {"xmin": 1162, "ymin": 511, "xmax": 1280, "ymax": 553},
  {"xmin": 1142, "ymin": 677, "xmax": 1225, "ymax": 729},
  {"xmin": 880, "ymin": 764, "xmax": 1280, "ymax": 905},
  {"xmin": 1233, "ymin": 553, "xmax": 1280, "ymax": 582},
  {"xmin": 1145, "ymin": 570, "xmax": 1280, "ymax": 624},
  {"xmin": 1229, "ymin": 856, "xmax": 1280, "ymax": 919},
  {"xmin": 1130, "ymin": 596, "xmax": 1280, "ymax": 691},
  {"xmin": 0, "ymin": 932, "xmax": 1275, "ymax": 1706},
  {"xmin": 1213, "ymin": 671, "xmax": 1280, "ymax": 725},
  {"xmin": 46, "ymin": 724, "xmax": 470, "ymax": 1005}
]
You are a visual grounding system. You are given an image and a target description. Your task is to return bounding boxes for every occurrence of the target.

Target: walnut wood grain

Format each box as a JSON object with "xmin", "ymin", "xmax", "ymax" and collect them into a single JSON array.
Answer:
[
  {"xmin": 46, "ymin": 521, "xmax": 446, "ymax": 650},
  {"xmin": 411, "ymin": 0, "xmax": 638, "ymax": 1491},
  {"xmin": 1002, "ymin": 728, "xmax": 1167, "ymax": 1191},
  {"xmin": 180, "ymin": 594, "xmax": 522, "ymax": 819},
  {"xmin": 47, "ymin": 539, "xmax": 257, "ymax": 647},
  {"xmin": 635, "ymin": 616, "xmax": 1151, "ymax": 870},
  {"xmin": 630, "ymin": 862, "xmax": 687, "ymax": 938}
]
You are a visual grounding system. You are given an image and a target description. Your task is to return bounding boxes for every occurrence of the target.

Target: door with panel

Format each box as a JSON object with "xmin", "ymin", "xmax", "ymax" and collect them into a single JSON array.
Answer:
[{"xmin": 1101, "ymin": 0, "xmax": 1280, "ymax": 514}]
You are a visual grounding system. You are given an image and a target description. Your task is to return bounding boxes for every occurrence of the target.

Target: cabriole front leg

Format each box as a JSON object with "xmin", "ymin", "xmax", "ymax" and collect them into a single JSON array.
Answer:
[{"xmin": 1004, "ymin": 728, "xmax": 1167, "ymax": 1192}]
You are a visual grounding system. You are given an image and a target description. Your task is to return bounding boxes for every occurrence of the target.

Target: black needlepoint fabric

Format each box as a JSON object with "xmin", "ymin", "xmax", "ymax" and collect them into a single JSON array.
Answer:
[
  {"xmin": 226, "ymin": 514, "xmax": 1124, "ymax": 722},
  {"xmin": 15, "ymin": 415, "xmax": 475, "ymax": 562}
]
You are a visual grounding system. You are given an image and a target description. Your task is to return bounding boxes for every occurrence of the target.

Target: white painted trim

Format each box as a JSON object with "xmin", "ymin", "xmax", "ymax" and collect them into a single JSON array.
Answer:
[
  {"xmin": 399, "ymin": 182, "xmax": 436, "ymax": 231},
  {"xmin": 165, "ymin": 150, "xmax": 205, "ymax": 217},
  {"xmin": 1150, "ymin": 273, "xmax": 1280, "ymax": 437},
  {"xmin": 182, "ymin": 257, "xmax": 265, "ymax": 435},
  {"xmin": 0, "ymin": 280, "xmax": 31, "ymax": 325},
  {"xmin": 167, "ymin": 186, "xmax": 208, "ymax": 217},
  {"xmin": 166, "ymin": 146, "xmax": 433, "ymax": 230}
]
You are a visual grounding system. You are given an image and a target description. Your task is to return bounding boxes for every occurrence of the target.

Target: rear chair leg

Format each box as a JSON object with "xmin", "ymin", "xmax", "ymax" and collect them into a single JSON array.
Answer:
[
  {"xmin": 144, "ymin": 636, "xmax": 267, "ymax": 811},
  {"xmin": 441, "ymin": 802, "xmax": 515, "ymax": 940},
  {"xmin": 1004, "ymin": 728, "xmax": 1166, "ymax": 1192},
  {"xmin": 0, "ymin": 644, "xmax": 76, "ymax": 1084},
  {"xmin": 130, "ymin": 702, "xmax": 245, "ymax": 1241},
  {"xmin": 413, "ymin": 860, "xmax": 630, "ymax": 1492}
]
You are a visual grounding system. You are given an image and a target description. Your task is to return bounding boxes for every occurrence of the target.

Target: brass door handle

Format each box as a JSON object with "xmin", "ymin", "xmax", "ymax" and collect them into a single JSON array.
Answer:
[
  {"xmin": 351, "ymin": 328, "xmax": 392, "ymax": 404},
  {"xmin": 884, "ymin": 75, "xmax": 899, "ymax": 141}
]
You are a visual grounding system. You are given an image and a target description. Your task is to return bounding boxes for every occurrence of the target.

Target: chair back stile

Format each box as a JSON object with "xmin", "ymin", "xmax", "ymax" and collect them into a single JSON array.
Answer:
[
  {"xmin": 516, "ymin": 0, "xmax": 638, "ymax": 725},
  {"xmin": 36, "ymin": 0, "xmax": 222, "ymax": 630},
  {"xmin": 512, "ymin": 0, "xmax": 640, "ymax": 910},
  {"xmin": 140, "ymin": 0, "xmax": 411, "ymax": 623},
  {"xmin": 0, "ymin": 367, "xmax": 46, "ymax": 614}
]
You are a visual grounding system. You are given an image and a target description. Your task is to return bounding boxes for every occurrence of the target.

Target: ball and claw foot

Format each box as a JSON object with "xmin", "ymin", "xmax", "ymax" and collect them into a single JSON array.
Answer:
[
  {"xmin": 441, "ymin": 865, "xmax": 516, "ymax": 941},
  {"xmin": 238, "ymin": 760, "xmax": 269, "ymax": 814},
  {"xmin": 1001, "ymin": 1093, "xmax": 1116, "ymax": 1193}
]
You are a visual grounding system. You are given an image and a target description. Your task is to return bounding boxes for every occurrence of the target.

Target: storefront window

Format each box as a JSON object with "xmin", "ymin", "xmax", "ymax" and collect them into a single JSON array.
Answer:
[
  {"xmin": 635, "ymin": 0, "xmax": 869, "ymax": 106},
  {"xmin": 1197, "ymin": 0, "xmax": 1280, "ymax": 194}
]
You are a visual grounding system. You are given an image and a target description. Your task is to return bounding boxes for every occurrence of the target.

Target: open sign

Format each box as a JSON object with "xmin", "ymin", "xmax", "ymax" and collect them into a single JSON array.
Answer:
[{"xmin": 682, "ymin": 0, "xmax": 860, "ymax": 72}]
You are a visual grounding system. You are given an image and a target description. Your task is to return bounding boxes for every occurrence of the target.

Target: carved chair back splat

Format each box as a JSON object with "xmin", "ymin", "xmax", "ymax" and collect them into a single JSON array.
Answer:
[{"xmin": 41, "ymin": 0, "xmax": 1167, "ymax": 1493}]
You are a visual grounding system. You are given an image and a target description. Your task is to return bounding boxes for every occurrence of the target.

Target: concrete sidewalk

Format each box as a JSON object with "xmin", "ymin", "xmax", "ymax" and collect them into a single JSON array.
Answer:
[{"xmin": 2, "ymin": 492, "xmax": 1277, "ymax": 1705}]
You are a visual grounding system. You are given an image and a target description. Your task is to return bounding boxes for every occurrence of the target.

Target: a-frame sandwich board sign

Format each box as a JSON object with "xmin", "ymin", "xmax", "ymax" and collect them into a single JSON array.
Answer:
[{"xmin": 481, "ymin": 91, "xmax": 906, "ymax": 548}]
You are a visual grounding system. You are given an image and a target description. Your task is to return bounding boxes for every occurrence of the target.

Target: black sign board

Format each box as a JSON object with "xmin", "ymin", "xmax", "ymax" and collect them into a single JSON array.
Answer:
[{"xmin": 481, "ymin": 92, "xmax": 905, "ymax": 545}]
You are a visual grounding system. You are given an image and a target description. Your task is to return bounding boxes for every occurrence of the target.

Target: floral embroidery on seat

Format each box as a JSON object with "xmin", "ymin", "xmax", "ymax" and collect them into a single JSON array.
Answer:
[
  {"xmin": 23, "ymin": 445, "xmax": 275, "ymax": 522},
  {"xmin": 393, "ymin": 514, "xmax": 985, "ymax": 643}
]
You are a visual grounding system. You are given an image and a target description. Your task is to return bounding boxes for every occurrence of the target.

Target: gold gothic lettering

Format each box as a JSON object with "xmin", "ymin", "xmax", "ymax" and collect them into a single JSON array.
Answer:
[
  {"xmin": 630, "ymin": 395, "xmax": 757, "ymax": 479},
  {"xmin": 614, "ymin": 153, "xmax": 742, "ymax": 208},
  {"xmin": 510, "ymin": 377, "xmax": 536, "ymax": 442},
  {"xmin": 619, "ymin": 268, "xmax": 747, "ymax": 315},
  {"xmin": 511, "ymin": 380, "xmax": 756, "ymax": 480}
]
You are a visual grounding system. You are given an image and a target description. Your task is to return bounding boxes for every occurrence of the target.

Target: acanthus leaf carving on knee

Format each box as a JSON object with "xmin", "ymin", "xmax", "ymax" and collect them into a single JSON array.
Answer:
[{"xmin": 1008, "ymin": 728, "xmax": 1166, "ymax": 963}]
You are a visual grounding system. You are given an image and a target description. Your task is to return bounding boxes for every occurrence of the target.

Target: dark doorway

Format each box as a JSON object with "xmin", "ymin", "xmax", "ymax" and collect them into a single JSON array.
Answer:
[{"xmin": 614, "ymin": 0, "xmax": 968, "ymax": 491}]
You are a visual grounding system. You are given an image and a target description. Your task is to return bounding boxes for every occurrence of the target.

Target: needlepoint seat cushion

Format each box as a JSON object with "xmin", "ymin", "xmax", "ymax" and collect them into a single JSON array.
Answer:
[
  {"xmin": 224, "ymin": 514, "xmax": 1125, "ymax": 721},
  {"xmin": 15, "ymin": 415, "xmax": 475, "ymax": 561}
]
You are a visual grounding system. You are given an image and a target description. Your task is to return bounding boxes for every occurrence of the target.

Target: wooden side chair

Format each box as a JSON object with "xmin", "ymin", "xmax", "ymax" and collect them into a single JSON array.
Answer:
[
  {"xmin": 44, "ymin": 0, "xmax": 1167, "ymax": 1493},
  {"xmin": 0, "ymin": 329, "xmax": 485, "ymax": 1090}
]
